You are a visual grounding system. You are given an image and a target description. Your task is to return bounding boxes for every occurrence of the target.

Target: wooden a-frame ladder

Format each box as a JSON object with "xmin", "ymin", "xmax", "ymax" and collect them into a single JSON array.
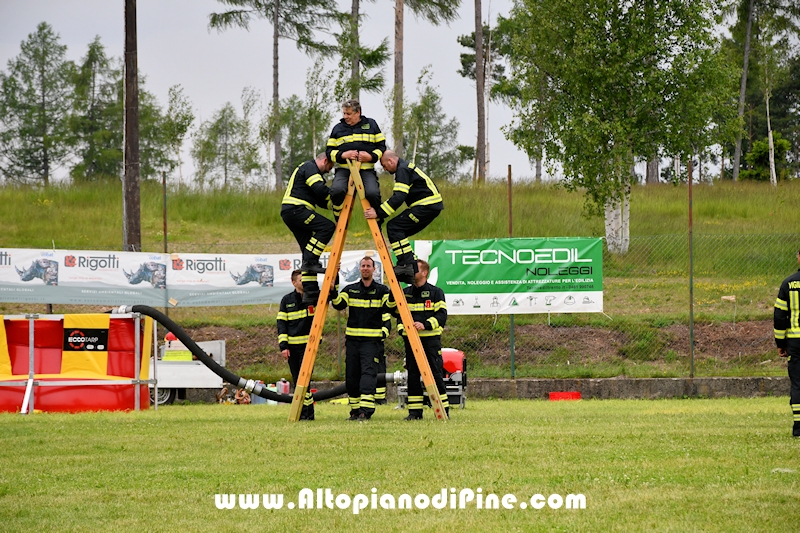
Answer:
[{"xmin": 288, "ymin": 162, "xmax": 447, "ymax": 422}]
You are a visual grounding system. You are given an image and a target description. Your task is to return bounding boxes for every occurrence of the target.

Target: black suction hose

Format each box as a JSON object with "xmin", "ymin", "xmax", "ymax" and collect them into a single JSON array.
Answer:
[{"xmin": 120, "ymin": 305, "xmax": 394, "ymax": 403}]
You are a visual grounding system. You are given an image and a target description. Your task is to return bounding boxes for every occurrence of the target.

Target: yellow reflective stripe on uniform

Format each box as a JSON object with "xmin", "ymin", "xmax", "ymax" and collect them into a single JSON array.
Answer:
[
  {"xmin": 286, "ymin": 310, "xmax": 309, "ymax": 321},
  {"xmin": 372, "ymin": 149, "xmax": 383, "ymax": 160},
  {"xmin": 287, "ymin": 336, "xmax": 310, "ymax": 344},
  {"xmin": 427, "ymin": 318, "xmax": 440, "ymax": 330},
  {"xmin": 775, "ymin": 328, "xmax": 787, "ymax": 339},
  {"xmin": 277, "ymin": 311, "xmax": 288, "ymax": 320},
  {"xmin": 393, "ymin": 182, "xmax": 410, "ymax": 193},
  {"xmin": 306, "ymin": 173, "xmax": 323, "ymax": 186},
  {"xmin": 282, "ymin": 196, "xmax": 316, "ymax": 209},
  {"xmin": 278, "ymin": 334, "xmax": 289, "ymax": 343},
  {"xmin": 409, "ymin": 193, "xmax": 443, "ymax": 207},
  {"xmin": 379, "ymin": 201, "xmax": 395, "ymax": 216},
  {"xmin": 776, "ymin": 297, "xmax": 788, "ymax": 310},
  {"xmin": 328, "ymin": 133, "xmax": 385, "ymax": 146},
  {"xmin": 348, "ymin": 298, "xmax": 386, "ymax": 308},
  {"xmin": 345, "ymin": 328, "xmax": 384, "ymax": 337}
]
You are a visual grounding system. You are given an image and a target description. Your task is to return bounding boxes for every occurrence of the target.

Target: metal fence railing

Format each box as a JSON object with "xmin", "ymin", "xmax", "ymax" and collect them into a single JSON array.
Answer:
[{"xmin": 163, "ymin": 234, "xmax": 796, "ymax": 379}]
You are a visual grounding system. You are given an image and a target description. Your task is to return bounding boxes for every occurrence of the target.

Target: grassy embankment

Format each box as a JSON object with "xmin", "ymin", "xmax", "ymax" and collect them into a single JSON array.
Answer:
[{"xmin": 1, "ymin": 180, "xmax": 798, "ymax": 380}]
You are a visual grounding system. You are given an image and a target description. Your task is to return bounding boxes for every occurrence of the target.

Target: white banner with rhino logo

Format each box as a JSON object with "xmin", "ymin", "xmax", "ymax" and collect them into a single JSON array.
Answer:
[{"xmin": 0, "ymin": 248, "xmax": 382, "ymax": 307}]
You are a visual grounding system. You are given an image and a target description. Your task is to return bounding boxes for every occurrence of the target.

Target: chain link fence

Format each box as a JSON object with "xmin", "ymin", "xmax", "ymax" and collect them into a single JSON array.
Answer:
[{"xmin": 165, "ymin": 234, "xmax": 797, "ymax": 379}]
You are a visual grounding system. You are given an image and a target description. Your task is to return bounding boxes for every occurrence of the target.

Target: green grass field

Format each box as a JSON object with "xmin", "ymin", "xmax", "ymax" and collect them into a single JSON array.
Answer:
[{"xmin": 1, "ymin": 398, "xmax": 798, "ymax": 532}]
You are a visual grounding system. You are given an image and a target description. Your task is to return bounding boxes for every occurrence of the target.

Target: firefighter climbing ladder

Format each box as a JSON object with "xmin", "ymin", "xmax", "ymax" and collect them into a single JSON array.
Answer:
[{"xmin": 289, "ymin": 161, "xmax": 447, "ymax": 422}]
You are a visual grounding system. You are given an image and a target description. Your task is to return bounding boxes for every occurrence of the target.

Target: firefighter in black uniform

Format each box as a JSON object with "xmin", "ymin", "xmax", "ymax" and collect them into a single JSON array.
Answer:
[
  {"xmin": 366, "ymin": 150, "xmax": 443, "ymax": 284},
  {"xmin": 277, "ymin": 270, "xmax": 315, "ymax": 420},
  {"xmin": 326, "ymin": 99, "xmax": 387, "ymax": 219},
  {"xmin": 331, "ymin": 256, "xmax": 395, "ymax": 420},
  {"xmin": 281, "ymin": 153, "xmax": 335, "ymax": 304},
  {"xmin": 774, "ymin": 248, "xmax": 800, "ymax": 437},
  {"xmin": 395, "ymin": 259, "xmax": 450, "ymax": 420}
]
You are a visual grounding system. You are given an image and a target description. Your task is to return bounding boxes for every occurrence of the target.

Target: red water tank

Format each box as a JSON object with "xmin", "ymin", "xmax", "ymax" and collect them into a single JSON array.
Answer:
[{"xmin": 441, "ymin": 348, "xmax": 464, "ymax": 376}]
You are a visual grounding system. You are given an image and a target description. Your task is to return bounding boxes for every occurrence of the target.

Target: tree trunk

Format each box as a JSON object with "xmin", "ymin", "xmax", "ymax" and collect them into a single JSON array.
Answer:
[
  {"xmin": 474, "ymin": 0, "xmax": 486, "ymax": 183},
  {"xmin": 393, "ymin": 0, "xmax": 404, "ymax": 157},
  {"xmin": 272, "ymin": 0, "xmax": 283, "ymax": 190},
  {"xmin": 604, "ymin": 184, "xmax": 631, "ymax": 255},
  {"xmin": 351, "ymin": 0, "xmax": 360, "ymax": 100},
  {"xmin": 766, "ymin": 90, "xmax": 777, "ymax": 187},
  {"xmin": 535, "ymin": 157, "xmax": 542, "ymax": 183},
  {"xmin": 646, "ymin": 156, "xmax": 659, "ymax": 184},
  {"xmin": 732, "ymin": 0, "xmax": 755, "ymax": 182},
  {"xmin": 123, "ymin": 0, "xmax": 141, "ymax": 252}
]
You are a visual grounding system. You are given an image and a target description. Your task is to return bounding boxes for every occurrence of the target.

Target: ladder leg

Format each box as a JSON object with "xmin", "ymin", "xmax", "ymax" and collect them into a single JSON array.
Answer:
[
  {"xmin": 288, "ymin": 181, "xmax": 356, "ymax": 422},
  {"xmin": 349, "ymin": 162, "xmax": 447, "ymax": 421}
]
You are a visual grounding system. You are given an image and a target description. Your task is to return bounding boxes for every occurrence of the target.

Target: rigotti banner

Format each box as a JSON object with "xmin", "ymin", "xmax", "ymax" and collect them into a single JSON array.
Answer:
[
  {"xmin": 0, "ymin": 248, "xmax": 383, "ymax": 307},
  {"xmin": 418, "ymin": 238, "xmax": 603, "ymax": 315}
]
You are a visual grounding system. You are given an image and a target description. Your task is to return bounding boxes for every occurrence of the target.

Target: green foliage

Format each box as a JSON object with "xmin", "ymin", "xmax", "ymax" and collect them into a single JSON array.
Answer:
[
  {"xmin": 740, "ymin": 132, "xmax": 792, "ymax": 181},
  {"xmin": 504, "ymin": 0, "xmax": 739, "ymax": 215},
  {"xmin": 67, "ymin": 37, "xmax": 120, "ymax": 182},
  {"xmin": 272, "ymin": 71, "xmax": 334, "ymax": 180},
  {"xmin": 333, "ymin": 12, "xmax": 390, "ymax": 101},
  {"xmin": 0, "ymin": 22, "xmax": 74, "ymax": 186},
  {"xmin": 403, "ymin": 67, "xmax": 469, "ymax": 181},
  {"xmin": 162, "ymin": 84, "xmax": 195, "ymax": 181},
  {"xmin": 190, "ymin": 94, "xmax": 261, "ymax": 189},
  {"xmin": 722, "ymin": 0, "xmax": 800, "ymax": 178}
]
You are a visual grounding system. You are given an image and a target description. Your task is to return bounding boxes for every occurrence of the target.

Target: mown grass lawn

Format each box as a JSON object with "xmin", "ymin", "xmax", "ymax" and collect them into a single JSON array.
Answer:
[{"xmin": 0, "ymin": 398, "xmax": 797, "ymax": 532}]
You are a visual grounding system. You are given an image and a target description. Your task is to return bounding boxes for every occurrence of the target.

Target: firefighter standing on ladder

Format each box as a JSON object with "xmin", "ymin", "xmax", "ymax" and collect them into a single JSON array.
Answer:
[
  {"xmin": 774, "ymin": 247, "xmax": 800, "ymax": 438},
  {"xmin": 366, "ymin": 150, "xmax": 443, "ymax": 284},
  {"xmin": 280, "ymin": 153, "xmax": 335, "ymax": 304}
]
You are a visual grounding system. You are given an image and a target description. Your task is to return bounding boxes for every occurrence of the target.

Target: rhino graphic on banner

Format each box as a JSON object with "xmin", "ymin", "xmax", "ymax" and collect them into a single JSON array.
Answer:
[
  {"xmin": 230, "ymin": 264, "xmax": 274, "ymax": 287},
  {"xmin": 16, "ymin": 259, "xmax": 59, "ymax": 286},
  {"xmin": 124, "ymin": 262, "xmax": 166, "ymax": 289}
]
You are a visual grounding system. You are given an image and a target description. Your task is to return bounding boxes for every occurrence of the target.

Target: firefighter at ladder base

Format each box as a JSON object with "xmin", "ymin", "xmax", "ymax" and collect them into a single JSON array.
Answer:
[
  {"xmin": 326, "ymin": 99, "xmax": 387, "ymax": 220},
  {"xmin": 281, "ymin": 153, "xmax": 336, "ymax": 305},
  {"xmin": 394, "ymin": 259, "xmax": 450, "ymax": 420},
  {"xmin": 774, "ymin": 248, "xmax": 800, "ymax": 438},
  {"xmin": 331, "ymin": 256, "xmax": 396, "ymax": 421},
  {"xmin": 277, "ymin": 270, "xmax": 316, "ymax": 420},
  {"xmin": 365, "ymin": 150, "xmax": 443, "ymax": 284}
]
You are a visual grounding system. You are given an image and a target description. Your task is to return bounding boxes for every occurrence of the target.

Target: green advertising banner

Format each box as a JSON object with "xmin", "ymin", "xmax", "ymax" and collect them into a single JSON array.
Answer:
[{"xmin": 417, "ymin": 238, "xmax": 603, "ymax": 315}]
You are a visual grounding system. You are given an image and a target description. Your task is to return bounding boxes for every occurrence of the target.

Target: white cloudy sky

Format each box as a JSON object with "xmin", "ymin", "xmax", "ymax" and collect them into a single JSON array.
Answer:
[{"xmin": 0, "ymin": 0, "xmax": 540, "ymax": 182}]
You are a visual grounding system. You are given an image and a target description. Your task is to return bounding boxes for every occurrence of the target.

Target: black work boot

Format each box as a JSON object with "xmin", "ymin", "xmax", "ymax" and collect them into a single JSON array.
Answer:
[
  {"xmin": 404, "ymin": 410, "xmax": 423, "ymax": 421},
  {"xmin": 301, "ymin": 260, "xmax": 326, "ymax": 274},
  {"xmin": 394, "ymin": 264, "xmax": 415, "ymax": 284},
  {"xmin": 793, "ymin": 422, "xmax": 800, "ymax": 438}
]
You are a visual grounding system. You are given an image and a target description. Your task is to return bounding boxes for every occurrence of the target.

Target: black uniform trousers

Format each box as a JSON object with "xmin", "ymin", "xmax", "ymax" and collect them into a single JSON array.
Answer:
[
  {"xmin": 287, "ymin": 345, "xmax": 314, "ymax": 417},
  {"xmin": 375, "ymin": 342, "xmax": 387, "ymax": 403},
  {"xmin": 345, "ymin": 337, "xmax": 381, "ymax": 417},
  {"xmin": 387, "ymin": 204, "xmax": 443, "ymax": 266},
  {"xmin": 787, "ymin": 341, "xmax": 800, "ymax": 435},
  {"xmin": 404, "ymin": 336, "xmax": 449, "ymax": 416},
  {"xmin": 330, "ymin": 168, "xmax": 380, "ymax": 218},
  {"xmin": 281, "ymin": 204, "xmax": 335, "ymax": 293}
]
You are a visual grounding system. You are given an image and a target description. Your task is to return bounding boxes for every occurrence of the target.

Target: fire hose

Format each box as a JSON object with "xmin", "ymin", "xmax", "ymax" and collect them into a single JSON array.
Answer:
[{"xmin": 113, "ymin": 305, "xmax": 404, "ymax": 403}]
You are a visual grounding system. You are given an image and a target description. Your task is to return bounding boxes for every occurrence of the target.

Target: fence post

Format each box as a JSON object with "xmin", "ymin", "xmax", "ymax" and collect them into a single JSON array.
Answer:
[
  {"xmin": 508, "ymin": 164, "xmax": 516, "ymax": 378},
  {"xmin": 688, "ymin": 159, "xmax": 695, "ymax": 378}
]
